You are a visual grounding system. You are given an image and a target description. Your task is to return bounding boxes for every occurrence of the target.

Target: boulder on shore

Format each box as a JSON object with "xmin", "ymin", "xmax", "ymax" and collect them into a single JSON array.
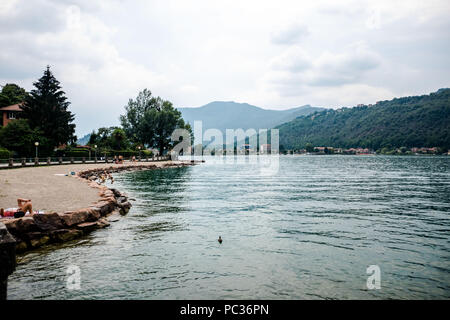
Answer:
[
  {"xmin": 76, "ymin": 222, "xmax": 98, "ymax": 233},
  {"xmin": 60, "ymin": 211, "xmax": 90, "ymax": 227},
  {"xmin": 3, "ymin": 217, "xmax": 37, "ymax": 235},
  {"xmin": 50, "ymin": 229, "xmax": 83, "ymax": 242},
  {"xmin": 25, "ymin": 232, "xmax": 50, "ymax": 249},
  {"xmin": 33, "ymin": 212, "xmax": 64, "ymax": 231}
]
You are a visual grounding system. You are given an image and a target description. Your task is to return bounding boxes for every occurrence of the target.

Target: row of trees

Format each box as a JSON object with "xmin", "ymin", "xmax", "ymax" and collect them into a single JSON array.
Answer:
[
  {"xmin": 0, "ymin": 67, "xmax": 192, "ymax": 158},
  {"xmin": 88, "ymin": 127, "xmax": 131, "ymax": 151},
  {"xmin": 86, "ymin": 89, "xmax": 192, "ymax": 156},
  {"xmin": 83, "ymin": 89, "xmax": 192, "ymax": 156}
]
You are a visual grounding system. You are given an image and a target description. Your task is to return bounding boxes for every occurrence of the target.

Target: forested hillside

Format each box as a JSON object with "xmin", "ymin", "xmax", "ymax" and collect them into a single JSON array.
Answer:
[{"xmin": 277, "ymin": 89, "xmax": 450, "ymax": 151}]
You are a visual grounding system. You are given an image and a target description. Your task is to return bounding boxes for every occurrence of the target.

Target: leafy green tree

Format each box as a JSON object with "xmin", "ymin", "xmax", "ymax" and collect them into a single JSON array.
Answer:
[
  {"xmin": 110, "ymin": 127, "xmax": 128, "ymax": 150},
  {"xmin": 0, "ymin": 83, "xmax": 28, "ymax": 107},
  {"xmin": 20, "ymin": 66, "xmax": 76, "ymax": 148},
  {"xmin": 120, "ymin": 89, "xmax": 161, "ymax": 143},
  {"xmin": 0, "ymin": 119, "xmax": 48, "ymax": 156},
  {"xmin": 305, "ymin": 143, "xmax": 314, "ymax": 152},
  {"xmin": 88, "ymin": 126, "xmax": 130, "ymax": 150},
  {"xmin": 139, "ymin": 100, "xmax": 191, "ymax": 155},
  {"xmin": 88, "ymin": 131, "xmax": 99, "ymax": 145},
  {"xmin": 120, "ymin": 89, "xmax": 192, "ymax": 154},
  {"xmin": 96, "ymin": 127, "xmax": 113, "ymax": 147}
]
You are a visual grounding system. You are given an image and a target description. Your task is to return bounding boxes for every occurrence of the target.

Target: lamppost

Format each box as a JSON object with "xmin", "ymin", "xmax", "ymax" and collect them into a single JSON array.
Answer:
[
  {"xmin": 94, "ymin": 145, "xmax": 97, "ymax": 161},
  {"xmin": 138, "ymin": 146, "xmax": 141, "ymax": 161},
  {"xmin": 35, "ymin": 142, "xmax": 39, "ymax": 158}
]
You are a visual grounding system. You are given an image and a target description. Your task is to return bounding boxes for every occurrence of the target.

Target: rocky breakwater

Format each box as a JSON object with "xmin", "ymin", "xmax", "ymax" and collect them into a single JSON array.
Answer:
[
  {"xmin": 2, "ymin": 187, "xmax": 130, "ymax": 253},
  {"xmin": 1, "ymin": 162, "xmax": 195, "ymax": 254}
]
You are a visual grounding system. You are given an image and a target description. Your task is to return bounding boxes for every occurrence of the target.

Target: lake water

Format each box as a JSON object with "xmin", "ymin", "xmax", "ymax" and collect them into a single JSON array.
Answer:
[{"xmin": 8, "ymin": 155, "xmax": 450, "ymax": 299}]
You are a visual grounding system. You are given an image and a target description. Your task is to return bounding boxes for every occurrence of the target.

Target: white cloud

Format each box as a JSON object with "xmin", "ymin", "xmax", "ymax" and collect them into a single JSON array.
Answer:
[
  {"xmin": 270, "ymin": 47, "xmax": 311, "ymax": 72},
  {"xmin": 266, "ymin": 42, "xmax": 381, "ymax": 93},
  {"xmin": 271, "ymin": 24, "xmax": 309, "ymax": 45},
  {"xmin": 180, "ymin": 85, "xmax": 200, "ymax": 94},
  {"xmin": 0, "ymin": 0, "xmax": 449, "ymax": 135}
]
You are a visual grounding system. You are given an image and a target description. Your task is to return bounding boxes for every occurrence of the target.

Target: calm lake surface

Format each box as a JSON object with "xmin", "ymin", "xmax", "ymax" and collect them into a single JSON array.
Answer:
[{"xmin": 8, "ymin": 155, "xmax": 450, "ymax": 299}]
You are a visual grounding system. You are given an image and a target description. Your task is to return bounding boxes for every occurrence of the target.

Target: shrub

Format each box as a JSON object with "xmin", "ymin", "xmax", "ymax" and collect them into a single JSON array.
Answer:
[
  {"xmin": 55, "ymin": 149, "xmax": 90, "ymax": 158},
  {"xmin": 108, "ymin": 150, "xmax": 153, "ymax": 158},
  {"xmin": 0, "ymin": 147, "xmax": 11, "ymax": 159}
]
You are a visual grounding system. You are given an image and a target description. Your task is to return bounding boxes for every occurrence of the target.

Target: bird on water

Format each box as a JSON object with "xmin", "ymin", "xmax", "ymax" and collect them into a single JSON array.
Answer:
[{"xmin": 218, "ymin": 236, "xmax": 223, "ymax": 244}]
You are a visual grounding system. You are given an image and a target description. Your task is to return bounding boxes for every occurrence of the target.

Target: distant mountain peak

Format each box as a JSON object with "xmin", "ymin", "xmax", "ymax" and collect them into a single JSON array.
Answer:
[{"xmin": 178, "ymin": 101, "xmax": 325, "ymax": 132}]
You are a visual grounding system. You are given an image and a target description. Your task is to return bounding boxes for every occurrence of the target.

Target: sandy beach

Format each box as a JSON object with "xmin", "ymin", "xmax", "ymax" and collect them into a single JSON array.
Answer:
[{"xmin": 0, "ymin": 161, "xmax": 178, "ymax": 214}]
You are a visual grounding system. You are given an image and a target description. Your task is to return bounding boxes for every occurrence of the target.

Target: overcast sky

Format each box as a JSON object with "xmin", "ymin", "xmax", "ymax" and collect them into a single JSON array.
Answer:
[{"xmin": 1, "ymin": 0, "xmax": 449, "ymax": 137}]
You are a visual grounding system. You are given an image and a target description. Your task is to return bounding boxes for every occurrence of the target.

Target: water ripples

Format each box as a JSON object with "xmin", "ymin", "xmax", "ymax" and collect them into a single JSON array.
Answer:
[{"xmin": 7, "ymin": 155, "xmax": 450, "ymax": 299}]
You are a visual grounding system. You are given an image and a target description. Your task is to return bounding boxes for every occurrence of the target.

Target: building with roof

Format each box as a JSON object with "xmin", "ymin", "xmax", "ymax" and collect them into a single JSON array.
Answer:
[{"xmin": 0, "ymin": 103, "xmax": 23, "ymax": 127}]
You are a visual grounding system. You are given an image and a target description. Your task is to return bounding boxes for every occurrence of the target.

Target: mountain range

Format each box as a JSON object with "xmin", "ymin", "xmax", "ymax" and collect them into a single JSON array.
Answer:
[
  {"xmin": 78, "ymin": 89, "xmax": 450, "ymax": 151},
  {"xmin": 178, "ymin": 101, "xmax": 324, "ymax": 132},
  {"xmin": 77, "ymin": 102, "xmax": 323, "ymax": 145}
]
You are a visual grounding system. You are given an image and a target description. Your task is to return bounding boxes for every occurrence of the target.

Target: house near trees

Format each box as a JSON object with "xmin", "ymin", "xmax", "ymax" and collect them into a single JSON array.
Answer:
[{"xmin": 0, "ymin": 103, "xmax": 22, "ymax": 127}]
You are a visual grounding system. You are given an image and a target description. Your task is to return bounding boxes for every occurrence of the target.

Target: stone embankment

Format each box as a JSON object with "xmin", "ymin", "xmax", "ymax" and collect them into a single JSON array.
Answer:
[
  {"xmin": 0, "ymin": 222, "xmax": 16, "ymax": 299},
  {"xmin": 1, "ymin": 161, "xmax": 195, "ymax": 253}
]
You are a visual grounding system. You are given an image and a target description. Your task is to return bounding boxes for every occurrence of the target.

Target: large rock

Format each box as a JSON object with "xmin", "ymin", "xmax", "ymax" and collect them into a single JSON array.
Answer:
[
  {"xmin": 50, "ymin": 229, "xmax": 83, "ymax": 242},
  {"xmin": 117, "ymin": 196, "xmax": 127, "ymax": 204},
  {"xmin": 15, "ymin": 241, "xmax": 27, "ymax": 253},
  {"xmin": 60, "ymin": 211, "xmax": 89, "ymax": 227},
  {"xmin": 107, "ymin": 212, "xmax": 120, "ymax": 222},
  {"xmin": 101, "ymin": 190, "xmax": 114, "ymax": 198},
  {"xmin": 76, "ymin": 222, "xmax": 98, "ymax": 233},
  {"xmin": 110, "ymin": 188, "xmax": 122, "ymax": 198},
  {"xmin": 60, "ymin": 208, "xmax": 100, "ymax": 227},
  {"xmin": 94, "ymin": 201, "xmax": 114, "ymax": 216},
  {"xmin": 100, "ymin": 196, "xmax": 117, "ymax": 206},
  {"xmin": 87, "ymin": 208, "xmax": 101, "ymax": 221},
  {"xmin": 2, "ymin": 219, "xmax": 20, "ymax": 234},
  {"xmin": 0, "ymin": 222, "xmax": 16, "ymax": 279},
  {"xmin": 118, "ymin": 201, "xmax": 132, "ymax": 215},
  {"xmin": 3, "ymin": 217, "xmax": 37, "ymax": 235},
  {"xmin": 33, "ymin": 212, "xmax": 64, "ymax": 231},
  {"xmin": 96, "ymin": 218, "xmax": 110, "ymax": 229},
  {"xmin": 26, "ymin": 232, "xmax": 50, "ymax": 249},
  {"xmin": 17, "ymin": 217, "xmax": 38, "ymax": 233},
  {"xmin": 0, "ymin": 222, "xmax": 16, "ymax": 300}
]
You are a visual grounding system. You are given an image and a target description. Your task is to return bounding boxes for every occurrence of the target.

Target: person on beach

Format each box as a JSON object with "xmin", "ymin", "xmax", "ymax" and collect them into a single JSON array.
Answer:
[
  {"xmin": 108, "ymin": 172, "xmax": 114, "ymax": 184},
  {"xmin": 17, "ymin": 198, "xmax": 33, "ymax": 214},
  {"xmin": 0, "ymin": 198, "xmax": 33, "ymax": 218},
  {"xmin": 96, "ymin": 170, "xmax": 114, "ymax": 185}
]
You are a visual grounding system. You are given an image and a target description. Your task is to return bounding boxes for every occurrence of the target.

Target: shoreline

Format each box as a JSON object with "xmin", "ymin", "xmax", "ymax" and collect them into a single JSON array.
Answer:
[{"xmin": 0, "ymin": 160, "xmax": 199, "ymax": 253}]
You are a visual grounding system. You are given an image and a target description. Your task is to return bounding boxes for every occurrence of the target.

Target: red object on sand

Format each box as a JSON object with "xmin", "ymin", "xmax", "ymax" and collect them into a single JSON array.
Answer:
[{"xmin": 2, "ymin": 209, "xmax": 17, "ymax": 217}]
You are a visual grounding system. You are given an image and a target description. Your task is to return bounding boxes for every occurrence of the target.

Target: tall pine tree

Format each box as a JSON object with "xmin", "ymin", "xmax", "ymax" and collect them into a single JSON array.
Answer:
[{"xmin": 21, "ymin": 66, "xmax": 76, "ymax": 148}]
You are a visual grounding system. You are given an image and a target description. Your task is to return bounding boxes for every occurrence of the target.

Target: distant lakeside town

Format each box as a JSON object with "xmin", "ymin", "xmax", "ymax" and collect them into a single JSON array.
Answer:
[
  {"xmin": 282, "ymin": 146, "xmax": 450, "ymax": 155},
  {"xmin": 192, "ymin": 143, "xmax": 449, "ymax": 156}
]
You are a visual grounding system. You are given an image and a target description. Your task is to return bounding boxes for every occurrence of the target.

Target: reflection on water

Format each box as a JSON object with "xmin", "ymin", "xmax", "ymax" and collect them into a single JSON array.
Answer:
[{"xmin": 8, "ymin": 156, "xmax": 450, "ymax": 299}]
